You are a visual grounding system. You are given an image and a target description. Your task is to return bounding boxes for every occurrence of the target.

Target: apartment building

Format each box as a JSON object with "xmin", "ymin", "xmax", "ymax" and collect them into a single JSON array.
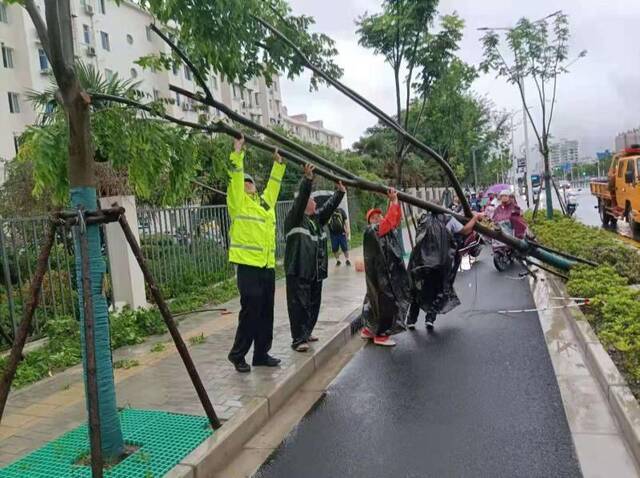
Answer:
[
  {"xmin": 0, "ymin": 0, "xmax": 299, "ymax": 182},
  {"xmin": 615, "ymin": 128, "xmax": 640, "ymax": 152},
  {"xmin": 282, "ymin": 110, "xmax": 342, "ymax": 151},
  {"xmin": 549, "ymin": 138, "xmax": 579, "ymax": 167}
]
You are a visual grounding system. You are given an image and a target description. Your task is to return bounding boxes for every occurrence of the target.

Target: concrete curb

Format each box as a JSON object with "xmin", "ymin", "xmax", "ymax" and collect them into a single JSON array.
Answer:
[
  {"xmin": 530, "ymin": 272, "xmax": 640, "ymax": 468},
  {"xmin": 169, "ymin": 308, "xmax": 360, "ymax": 478}
]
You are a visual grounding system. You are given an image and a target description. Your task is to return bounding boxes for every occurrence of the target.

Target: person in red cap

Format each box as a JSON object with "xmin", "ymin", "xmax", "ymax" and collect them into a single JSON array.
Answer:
[{"xmin": 360, "ymin": 188, "xmax": 410, "ymax": 347}]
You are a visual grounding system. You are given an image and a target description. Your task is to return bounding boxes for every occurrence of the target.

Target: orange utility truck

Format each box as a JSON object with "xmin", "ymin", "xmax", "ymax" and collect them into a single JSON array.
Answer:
[{"xmin": 590, "ymin": 146, "xmax": 640, "ymax": 237}]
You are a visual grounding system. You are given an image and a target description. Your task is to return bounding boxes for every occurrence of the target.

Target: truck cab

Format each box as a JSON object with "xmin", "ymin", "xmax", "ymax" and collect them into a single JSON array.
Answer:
[{"xmin": 591, "ymin": 146, "xmax": 640, "ymax": 236}]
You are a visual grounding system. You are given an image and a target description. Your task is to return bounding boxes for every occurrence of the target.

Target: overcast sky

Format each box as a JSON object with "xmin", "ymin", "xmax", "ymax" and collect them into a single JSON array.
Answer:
[{"xmin": 281, "ymin": 0, "xmax": 640, "ymax": 158}]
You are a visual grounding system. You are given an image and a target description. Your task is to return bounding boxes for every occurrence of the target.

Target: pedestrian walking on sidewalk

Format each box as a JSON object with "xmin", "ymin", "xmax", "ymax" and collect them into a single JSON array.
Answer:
[
  {"xmin": 284, "ymin": 164, "xmax": 346, "ymax": 352},
  {"xmin": 360, "ymin": 188, "xmax": 410, "ymax": 347},
  {"xmin": 328, "ymin": 207, "xmax": 351, "ymax": 267},
  {"xmin": 226, "ymin": 135, "xmax": 286, "ymax": 373}
]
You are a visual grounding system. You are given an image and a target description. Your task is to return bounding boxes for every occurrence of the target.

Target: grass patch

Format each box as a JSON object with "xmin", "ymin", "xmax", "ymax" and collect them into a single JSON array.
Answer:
[
  {"xmin": 150, "ymin": 342, "xmax": 167, "ymax": 353},
  {"xmin": 188, "ymin": 333, "xmax": 206, "ymax": 346},
  {"xmin": 113, "ymin": 359, "xmax": 140, "ymax": 370}
]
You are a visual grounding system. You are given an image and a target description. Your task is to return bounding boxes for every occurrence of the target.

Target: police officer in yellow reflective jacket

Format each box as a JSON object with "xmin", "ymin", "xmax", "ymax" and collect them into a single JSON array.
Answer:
[{"xmin": 227, "ymin": 134, "xmax": 286, "ymax": 373}]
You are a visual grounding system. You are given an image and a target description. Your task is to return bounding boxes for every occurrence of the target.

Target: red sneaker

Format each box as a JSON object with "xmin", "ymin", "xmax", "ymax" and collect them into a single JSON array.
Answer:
[
  {"xmin": 373, "ymin": 335, "xmax": 396, "ymax": 347},
  {"xmin": 360, "ymin": 327, "xmax": 374, "ymax": 340}
]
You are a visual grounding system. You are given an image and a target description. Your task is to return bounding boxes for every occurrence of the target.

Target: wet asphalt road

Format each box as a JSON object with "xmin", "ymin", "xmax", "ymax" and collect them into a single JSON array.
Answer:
[{"xmin": 255, "ymin": 252, "xmax": 582, "ymax": 478}]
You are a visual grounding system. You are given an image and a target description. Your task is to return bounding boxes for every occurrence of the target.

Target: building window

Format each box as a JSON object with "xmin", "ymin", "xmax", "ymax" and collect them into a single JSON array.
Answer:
[
  {"xmin": 184, "ymin": 65, "xmax": 192, "ymax": 81},
  {"xmin": 7, "ymin": 92, "xmax": 20, "ymax": 113},
  {"xmin": 172, "ymin": 63, "xmax": 179, "ymax": 76},
  {"xmin": 83, "ymin": 25, "xmax": 91, "ymax": 44},
  {"xmin": 145, "ymin": 26, "xmax": 152, "ymax": 41},
  {"xmin": 153, "ymin": 89, "xmax": 160, "ymax": 101},
  {"xmin": 174, "ymin": 92, "xmax": 181, "ymax": 106},
  {"xmin": 98, "ymin": 0, "xmax": 106, "ymax": 14},
  {"xmin": 13, "ymin": 134, "xmax": 20, "ymax": 154},
  {"xmin": 2, "ymin": 45, "xmax": 14, "ymax": 68},
  {"xmin": 130, "ymin": 68, "xmax": 137, "ymax": 78},
  {"xmin": 100, "ymin": 31, "xmax": 110, "ymax": 51},
  {"xmin": 126, "ymin": 34, "xmax": 133, "ymax": 45},
  {"xmin": 105, "ymin": 68, "xmax": 114, "ymax": 81},
  {"xmin": 254, "ymin": 92, "xmax": 259, "ymax": 106},
  {"xmin": 38, "ymin": 48, "xmax": 48, "ymax": 70},
  {"xmin": 269, "ymin": 99, "xmax": 273, "ymax": 110},
  {"xmin": 211, "ymin": 75, "xmax": 218, "ymax": 89},
  {"xmin": 0, "ymin": 3, "xmax": 8, "ymax": 23}
]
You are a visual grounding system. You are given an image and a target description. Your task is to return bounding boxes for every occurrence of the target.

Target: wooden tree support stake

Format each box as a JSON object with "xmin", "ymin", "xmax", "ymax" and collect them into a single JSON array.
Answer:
[{"xmin": 117, "ymin": 213, "xmax": 221, "ymax": 430}]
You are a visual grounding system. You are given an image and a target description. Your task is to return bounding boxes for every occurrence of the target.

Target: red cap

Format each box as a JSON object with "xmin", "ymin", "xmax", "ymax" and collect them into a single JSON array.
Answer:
[{"xmin": 366, "ymin": 208, "xmax": 383, "ymax": 223}]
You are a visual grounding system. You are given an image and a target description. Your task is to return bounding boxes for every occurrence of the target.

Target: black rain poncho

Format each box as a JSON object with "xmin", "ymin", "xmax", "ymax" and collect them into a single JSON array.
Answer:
[
  {"xmin": 408, "ymin": 213, "xmax": 461, "ymax": 318},
  {"xmin": 361, "ymin": 226, "xmax": 410, "ymax": 336}
]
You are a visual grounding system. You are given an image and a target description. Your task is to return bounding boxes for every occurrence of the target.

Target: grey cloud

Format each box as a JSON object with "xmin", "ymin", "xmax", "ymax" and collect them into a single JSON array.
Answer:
[{"xmin": 283, "ymin": 0, "xmax": 640, "ymax": 157}]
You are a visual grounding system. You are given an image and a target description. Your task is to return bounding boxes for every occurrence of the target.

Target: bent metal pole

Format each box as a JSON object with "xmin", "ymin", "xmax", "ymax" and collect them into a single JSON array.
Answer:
[
  {"xmin": 91, "ymin": 89, "xmax": 577, "ymax": 271},
  {"xmin": 251, "ymin": 15, "xmax": 473, "ymax": 218}
]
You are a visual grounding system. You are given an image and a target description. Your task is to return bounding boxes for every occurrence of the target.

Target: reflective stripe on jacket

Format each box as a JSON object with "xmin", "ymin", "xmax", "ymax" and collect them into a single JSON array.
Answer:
[
  {"xmin": 284, "ymin": 177, "xmax": 344, "ymax": 281},
  {"xmin": 226, "ymin": 151, "xmax": 286, "ymax": 268}
]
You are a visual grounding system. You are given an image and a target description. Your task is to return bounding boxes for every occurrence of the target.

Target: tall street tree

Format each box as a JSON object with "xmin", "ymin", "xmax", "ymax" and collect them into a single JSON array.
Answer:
[
  {"xmin": 7, "ymin": 0, "xmax": 340, "ymax": 461},
  {"xmin": 357, "ymin": 0, "xmax": 464, "ymax": 186},
  {"xmin": 479, "ymin": 11, "xmax": 586, "ymax": 219}
]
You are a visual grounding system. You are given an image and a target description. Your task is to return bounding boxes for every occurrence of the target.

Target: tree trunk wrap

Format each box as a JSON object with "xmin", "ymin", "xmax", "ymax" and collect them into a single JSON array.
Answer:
[{"xmin": 71, "ymin": 186, "xmax": 124, "ymax": 458}]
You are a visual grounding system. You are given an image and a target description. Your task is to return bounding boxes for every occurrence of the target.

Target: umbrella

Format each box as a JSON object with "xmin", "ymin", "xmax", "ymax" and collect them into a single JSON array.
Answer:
[{"xmin": 486, "ymin": 183, "xmax": 512, "ymax": 194}]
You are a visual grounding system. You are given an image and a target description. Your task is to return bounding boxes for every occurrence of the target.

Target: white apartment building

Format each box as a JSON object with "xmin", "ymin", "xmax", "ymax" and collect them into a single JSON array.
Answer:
[
  {"xmin": 549, "ymin": 139, "xmax": 579, "ymax": 167},
  {"xmin": 282, "ymin": 109, "xmax": 342, "ymax": 151},
  {"xmin": 615, "ymin": 128, "xmax": 640, "ymax": 152},
  {"xmin": 1, "ymin": 0, "xmax": 342, "ymax": 183}
]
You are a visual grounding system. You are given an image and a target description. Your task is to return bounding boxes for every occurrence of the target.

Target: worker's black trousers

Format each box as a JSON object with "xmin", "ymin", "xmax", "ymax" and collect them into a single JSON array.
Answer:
[
  {"xmin": 228, "ymin": 264, "xmax": 275, "ymax": 363},
  {"xmin": 286, "ymin": 276, "xmax": 323, "ymax": 348}
]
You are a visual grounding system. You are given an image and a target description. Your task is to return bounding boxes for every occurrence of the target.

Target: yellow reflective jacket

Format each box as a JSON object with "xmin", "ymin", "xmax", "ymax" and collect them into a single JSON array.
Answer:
[{"xmin": 226, "ymin": 151, "xmax": 286, "ymax": 268}]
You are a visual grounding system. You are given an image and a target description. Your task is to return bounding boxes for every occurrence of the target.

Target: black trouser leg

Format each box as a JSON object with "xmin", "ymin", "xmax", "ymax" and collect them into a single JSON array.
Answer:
[
  {"xmin": 306, "ymin": 280, "xmax": 323, "ymax": 338},
  {"xmin": 253, "ymin": 267, "xmax": 275, "ymax": 360},
  {"xmin": 407, "ymin": 300, "xmax": 420, "ymax": 325},
  {"xmin": 287, "ymin": 277, "xmax": 311, "ymax": 347},
  {"xmin": 228, "ymin": 264, "xmax": 261, "ymax": 363}
]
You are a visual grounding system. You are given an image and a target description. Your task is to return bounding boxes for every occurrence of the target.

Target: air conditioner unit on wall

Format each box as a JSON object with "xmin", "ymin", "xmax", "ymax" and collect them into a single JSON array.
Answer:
[
  {"xmin": 86, "ymin": 46, "xmax": 96, "ymax": 57},
  {"xmin": 84, "ymin": 4, "xmax": 94, "ymax": 15}
]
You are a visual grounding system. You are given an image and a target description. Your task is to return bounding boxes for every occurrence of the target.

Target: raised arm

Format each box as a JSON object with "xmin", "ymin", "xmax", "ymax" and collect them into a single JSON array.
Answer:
[
  {"xmin": 285, "ymin": 165, "xmax": 314, "ymax": 232},
  {"xmin": 261, "ymin": 149, "xmax": 287, "ymax": 209},
  {"xmin": 226, "ymin": 136, "xmax": 245, "ymax": 218},
  {"xmin": 378, "ymin": 189, "xmax": 401, "ymax": 237},
  {"xmin": 317, "ymin": 182, "xmax": 346, "ymax": 226}
]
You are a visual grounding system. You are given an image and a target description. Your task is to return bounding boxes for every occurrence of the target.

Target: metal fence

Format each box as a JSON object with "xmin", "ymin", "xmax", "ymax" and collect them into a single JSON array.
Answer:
[
  {"xmin": 0, "ymin": 217, "xmax": 116, "ymax": 348},
  {"xmin": 0, "ymin": 200, "xmax": 294, "ymax": 350},
  {"xmin": 136, "ymin": 201, "xmax": 293, "ymax": 297}
]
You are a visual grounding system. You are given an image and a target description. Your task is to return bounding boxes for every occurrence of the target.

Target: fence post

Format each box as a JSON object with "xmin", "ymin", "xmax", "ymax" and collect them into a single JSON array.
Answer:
[
  {"xmin": 0, "ymin": 225, "xmax": 17, "ymax": 336},
  {"xmin": 98, "ymin": 196, "xmax": 147, "ymax": 310}
]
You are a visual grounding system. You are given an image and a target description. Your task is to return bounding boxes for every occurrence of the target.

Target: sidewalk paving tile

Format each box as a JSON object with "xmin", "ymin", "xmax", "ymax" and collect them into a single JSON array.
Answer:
[{"xmin": 0, "ymin": 258, "xmax": 366, "ymax": 468}]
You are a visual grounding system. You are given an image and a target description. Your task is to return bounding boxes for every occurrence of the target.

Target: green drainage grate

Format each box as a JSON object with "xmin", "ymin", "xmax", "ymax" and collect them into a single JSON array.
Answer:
[{"xmin": 0, "ymin": 409, "xmax": 212, "ymax": 478}]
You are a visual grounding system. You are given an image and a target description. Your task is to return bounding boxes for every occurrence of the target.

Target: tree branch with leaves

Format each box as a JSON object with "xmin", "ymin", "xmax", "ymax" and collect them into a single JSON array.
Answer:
[{"xmin": 480, "ymin": 11, "xmax": 586, "ymax": 219}]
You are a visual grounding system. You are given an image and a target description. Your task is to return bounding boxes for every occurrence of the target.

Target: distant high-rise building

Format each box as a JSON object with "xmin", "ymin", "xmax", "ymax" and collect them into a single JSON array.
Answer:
[
  {"xmin": 615, "ymin": 128, "xmax": 640, "ymax": 152},
  {"xmin": 549, "ymin": 139, "xmax": 579, "ymax": 167}
]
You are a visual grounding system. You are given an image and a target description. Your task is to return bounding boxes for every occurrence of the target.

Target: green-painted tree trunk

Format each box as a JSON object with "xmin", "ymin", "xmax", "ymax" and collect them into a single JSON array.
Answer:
[
  {"xmin": 544, "ymin": 170, "xmax": 554, "ymax": 219},
  {"xmin": 72, "ymin": 186, "xmax": 124, "ymax": 459}
]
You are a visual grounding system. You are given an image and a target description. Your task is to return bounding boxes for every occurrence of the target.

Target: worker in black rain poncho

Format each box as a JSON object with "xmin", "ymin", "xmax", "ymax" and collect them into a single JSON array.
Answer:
[
  {"xmin": 284, "ymin": 164, "xmax": 346, "ymax": 352},
  {"xmin": 407, "ymin": 211, "xmax": 483, "ymax": 331},
  {"xmin": 360, "ymin": 188, "xmax": 411, "ymax": 347}
]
